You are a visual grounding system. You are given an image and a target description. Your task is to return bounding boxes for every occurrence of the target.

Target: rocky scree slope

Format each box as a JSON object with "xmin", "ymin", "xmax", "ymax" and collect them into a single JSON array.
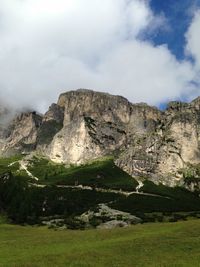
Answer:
[{"xmin": 1, "ymin": 89, "xmax": 200, "ymax": 189}]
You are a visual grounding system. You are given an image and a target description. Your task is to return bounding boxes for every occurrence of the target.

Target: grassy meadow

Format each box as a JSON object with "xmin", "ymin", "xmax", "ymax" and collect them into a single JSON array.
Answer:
[
  {"xmin": 1, "ymin": 155, "xmax": 200, "ymax": 266},
  {"xmin": 0, "ymin": 220, "xmax": 200, "ymax": 267}
]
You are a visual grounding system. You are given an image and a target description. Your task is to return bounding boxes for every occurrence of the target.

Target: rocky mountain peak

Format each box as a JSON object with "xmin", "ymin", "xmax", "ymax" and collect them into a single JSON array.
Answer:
[
  {"xmin": 0, "ymin": 110, "xmax": 42, "ymax": 156},
  {"xmin": 43, "ymin": 103, "xmax": 64, "ymax": 123},
  {"xmin": 57, "ymin": 89, "xmax": 132, "ymax": 126},
  {"xmin": 1, "ymin": 89, "xmax": 200, "ymax": 189},
  {"xmin": 166, "ymin": 101, "xmax": 189, "ymax": 112}
]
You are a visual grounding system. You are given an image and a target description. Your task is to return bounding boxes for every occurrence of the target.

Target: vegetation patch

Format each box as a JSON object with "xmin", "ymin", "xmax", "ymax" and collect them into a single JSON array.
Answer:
[
  {"xmin": 84, "ymin": 116, "xmax": 96, "ymax": 130},
  {"xmin": 28, "ymin": 156, "xmax": 138, "ymax": 191},
  {"xmin": 0, "ymin": 155, "xmax": 23, "ymax": 175},
  {"xmin": 111, "ymin": 180, "xmax": 200, "ymax": 214},
  {"xmin": 0, "ymin": 172, "xmax": 121, "ymax": 224},
  {"xmin": 1, "ymin": 156, "xmax": 200, "ymax": 227}
]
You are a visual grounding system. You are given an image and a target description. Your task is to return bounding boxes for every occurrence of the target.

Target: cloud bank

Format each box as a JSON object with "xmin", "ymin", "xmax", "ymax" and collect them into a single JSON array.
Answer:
[{"xmin": 0, "ymin": 0, "xmax": 199, "ymax": 112}]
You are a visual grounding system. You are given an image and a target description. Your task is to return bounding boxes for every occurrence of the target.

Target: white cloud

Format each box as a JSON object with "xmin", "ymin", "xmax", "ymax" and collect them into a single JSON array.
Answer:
[
  {"xmin": 185, "ymin": 9, "xmax": 200, "ymax": 94},
  {"xmin": 186, "ymin": 10, "xmax": 200, "ymax": 69},
  {"xmin": 96, "ymin": 41, "xmax": 195, "ymax": 104},
  {"xmin": 0, "ymin": 0, "xmax": 198, "ymax": 112}
]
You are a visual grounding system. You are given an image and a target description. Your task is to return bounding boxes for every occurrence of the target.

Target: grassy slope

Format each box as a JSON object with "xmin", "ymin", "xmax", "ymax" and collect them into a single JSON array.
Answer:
[
  {"xmin": 1, "ymin": 156, "xmax": 200, "ymax": 219},
  {"xmin": 0, "ymin": 155, "xmax": 22, "ymax": 174},
  {"xmin": 28, "ymin": 156, "xmax": 138, "ymax": 191},
  {"xmin": 0, "ymin": 220, "xmax": 200, "ymax": 267},
  {"xmin": 111, "ymin": 180, "xmax": 200, "ymax": 213},
  {"xmin": 23, "ymin": 157, "xmax": 200, "ymax": 213}
]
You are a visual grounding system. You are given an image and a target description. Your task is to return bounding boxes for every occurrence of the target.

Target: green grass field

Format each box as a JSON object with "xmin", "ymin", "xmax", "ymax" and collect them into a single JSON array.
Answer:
[{"xmin": 0, "ymin": 220, "xmax": 200, "ymax": 267}]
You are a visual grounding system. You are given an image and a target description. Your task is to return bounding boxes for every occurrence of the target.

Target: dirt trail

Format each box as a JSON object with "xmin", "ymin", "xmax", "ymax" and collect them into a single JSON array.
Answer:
[
  {"xmin": 8, "ymin": 159, "xmax": 170, "ymax": 199},
  {"xmin": 19, "ymin": 160, "xmax": 39, "ymax": 181},
  {"xmin": 31, "ymin": 183, "xmax": 171, "ymax": 199}
]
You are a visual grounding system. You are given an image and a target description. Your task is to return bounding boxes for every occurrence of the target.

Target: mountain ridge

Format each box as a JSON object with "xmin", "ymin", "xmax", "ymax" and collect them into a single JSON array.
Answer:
[{"xmin": 1, "ymin": 89, "xmax": 200, "ymax": 191}]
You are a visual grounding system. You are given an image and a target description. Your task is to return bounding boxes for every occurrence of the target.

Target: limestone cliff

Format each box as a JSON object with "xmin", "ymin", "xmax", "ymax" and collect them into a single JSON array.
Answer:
[
  {"xmin": 1, "ymin": 89, "xmax": 200, "ymax": 189},
  {"xmin": 116, "ymin": 99, "xmax": 200, "ymax": 187},
  {"xmin": 0, "ymin": 111, "xmax": 42, "ymax": 156},
  {"xmin": 45, "ymin": 89, "xmax": 161, "ymax": 164},
  {"xmin": 47, "ymin": 89, "xmax": 131, "ymax": 163}
]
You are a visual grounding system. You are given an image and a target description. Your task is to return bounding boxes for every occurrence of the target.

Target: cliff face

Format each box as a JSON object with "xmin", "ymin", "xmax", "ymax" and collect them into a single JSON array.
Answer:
[
  {"xmin": 48, "ymin": 89, "xmax": 132, "ymax": 163},
  {"xmin": 0, "ymin": 111, "xmax": 42, "ymax": 156},
  {"xmin": 47, "ymin": 89, "xmax": 161, "ymax": 164},
  {"xmin": 1, "ymin": 89, "xmax": 200, "ymax": 188},
  {"xmin": 116, "ymin": 99, "xmax": 200, "ymax": 187}
]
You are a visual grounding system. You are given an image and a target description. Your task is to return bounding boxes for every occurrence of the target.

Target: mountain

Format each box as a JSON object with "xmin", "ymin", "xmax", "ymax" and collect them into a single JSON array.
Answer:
[{"xmin": 1, "ymin": 89, "xmax": 200, "ymax": 191}]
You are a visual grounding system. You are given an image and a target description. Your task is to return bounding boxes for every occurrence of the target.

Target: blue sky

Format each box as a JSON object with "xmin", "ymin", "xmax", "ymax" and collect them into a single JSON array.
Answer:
[
  {"xmin": 0, "ymin": 0, "xmax": 200, "ymax": 111},
  {"xmin": 150, "ymin": 0, "xmax": 200, "ymax": 59},
  {"xmin": 149, "ymin": 0, "xmax": 200, "ymax": 109}
]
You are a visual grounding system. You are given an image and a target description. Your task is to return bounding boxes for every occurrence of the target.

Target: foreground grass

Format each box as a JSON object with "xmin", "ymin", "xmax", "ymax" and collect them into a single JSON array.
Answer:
[{"xmin": 0, "ymin": 220, "xmax": 200, "ymax": 267}]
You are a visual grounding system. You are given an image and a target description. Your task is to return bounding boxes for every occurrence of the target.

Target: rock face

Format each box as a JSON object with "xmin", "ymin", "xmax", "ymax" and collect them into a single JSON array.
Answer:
[
  {"xmin": 116, "ymin": 99, "xmax": 200, "ymax": 186},
  {"xmin": 0, "ymin": 111, "xmax": 42, "ymax": 156},
  {"xmin": 1, "ymin": 89, "xmax": 200, "ymax": 188},
  {"xmin": 78, "ymin": 203, "xmax": 142, "ymax": 229},
  {"xmin": 48, "ymin": 90, "xmax": 130, "ymax": 163},
  {"xmin": 0, "ymin": 104, "xmax": 17, "ymax": 152},
  {"xmin": 47, "ymin": 89, "xmax": 161, "ymax": 164}
]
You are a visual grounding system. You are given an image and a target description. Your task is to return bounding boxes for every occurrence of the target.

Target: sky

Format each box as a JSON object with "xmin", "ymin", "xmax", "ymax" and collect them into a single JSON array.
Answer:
[{"xmin": 0, "ymin": 0, "xmax": 200, "ymax": 112}]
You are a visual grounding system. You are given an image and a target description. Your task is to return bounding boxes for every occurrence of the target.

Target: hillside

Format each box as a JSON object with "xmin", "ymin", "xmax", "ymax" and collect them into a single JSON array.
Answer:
[{"xmin": 0, "ymin": 156, "xmax": 200, "ymax": 228}]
